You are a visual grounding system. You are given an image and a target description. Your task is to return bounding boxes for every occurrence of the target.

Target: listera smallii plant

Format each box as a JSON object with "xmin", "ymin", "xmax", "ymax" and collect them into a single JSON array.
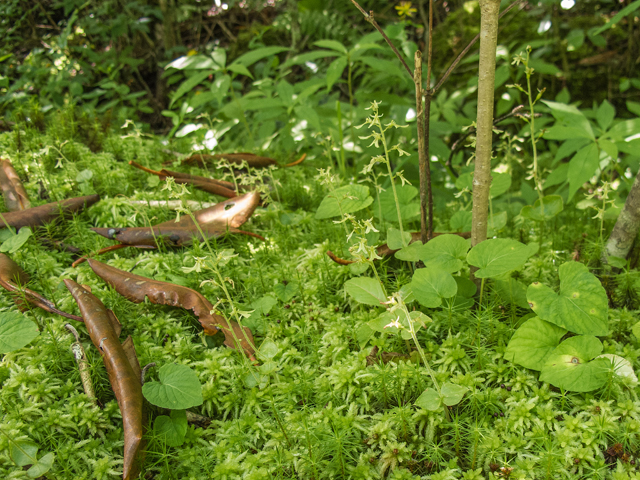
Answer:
[{"xmin": 358, "ymin": 101, "xmax": 412, "ymax": 248}]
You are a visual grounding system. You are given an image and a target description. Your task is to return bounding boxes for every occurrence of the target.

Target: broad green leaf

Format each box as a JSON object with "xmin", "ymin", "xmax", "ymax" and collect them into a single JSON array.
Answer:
[
  {"xmin": 415, "ymin": 234, "xmax": 470, "ymax": 273},
  {"xmin": 274, "ymin": 281, "xmax": 298, "ymax": 302},
  {"xmin": 596, "ymin": 354, "xmax": 637, "ymax": 382},
  {"xmin": 544, "ymin": 125, "xmax": 593, "ymax": 141},
  {"xmin": 276, "ymin": 80, "xmax": 295, "ymax": 106},
  {"xmin": 259, "ymin": 339, "xmax": 279, "ymax": 360},
  {"xmin": 541, "ymin": 100, "xmax": 594, "ymax": 139},
  {"xmin": 568, "ymin": 143, "xmax": 599, "ymax": 200},
  {"xmin": 598, "ymin": 138, "xmax": 618, "ymax": 160},
  {"xmin": 251, "ymin": 296, "xmax": 277, "ymax": 316},
  {"xmin": 227, "ymin": 63, "xmax": 253, "ymax": 79},
  {"xmin": 170, "ymin": 70, "xmax": 212, "ymax": 107},
  {"xmin": 76, "ymin": 169, "xmax": 93, "ymax": 182},
  {"xmin": 442, "ymin": 383, "xmax": 467, "ymax": 406},
  {"xmin": 395, "ymin": 241, "xmax": 424, "ymax": 262},
  {"xmin": 294, "ymin": 105, "xmax": 321, "ymax": 131},
  {"xmin": 486, "ymin": 211, "xmax": 508, "ymax": 236},
  {"xmin": 326, "ymin": 56, "xmax": 348, "ymax": 90},
  {"xmin": 314, "ymin": 39, "xmax": 347, "ymax": 54},
  {"xmin": 10, "ymin": 440, "xmax": 38, "ymax": 467},
  {"xmin": 356, "ymin": 323, "xmax": 374, "ymax": 348},
  {"xmin": 211, "ymin": 49, "xmax": 226, "ymax": 68},
  {"xmin": 154, "ymin": 410, "xmax": 188, "ymax": 447},
  {"xmin": 494, "ymin": 277, "xmax": 529, "ymax": 309},
  {"xmin": 467, "ymin": 239, "xmax": 536, "ymax": 279},
  {"xmin": 520, "ymin": 195, "xmax": 564, "ymax": 222},
  {"xmin": 608, "ymin": 118, "xmax": 640, "ymax": 140},
  {"xmin": 212, "ymin": 75, "xmax": 231, "ymax": 104},
  {"xmin": 505, "ymin": 317, "xmax": 567, "ymax": 371},
  {"xmin": 544, "ymin": 163, "xmax": 569, "ymax": 188},
  {"xmin": 415, "ymin": 388, "xmax": 441, "ymax": 411},
  {"xmin": 142, "ymin": 364, "xmax": 203, "ymax": 409},
  {"xmin": 0, "ymin": 227, "xmax": 32, "ymax": 254},
  {"xmin": 540, "ymin": 335, "xmax": 609, "ymax": 392},
  {"xmin": 453, "ymin": 276, "xmax": 477, "ymax": 298},
  {"xmin": 232, "ymin": 46, "xmax": 289, "ymax": 67},
  {"xmin": 27, "ymin": 452, "xmax": 54, "ymax": 478},
  {"xmin": 450, "ymin": 210, "xmax": 472, "ymax": 232},
  {"xmin": 527, "ymin": 261, "xmax": 608, "ymax": 336},
  {"xmin": 368, "ymin": 311, "xmax": 393, "ymax": 332},
  {"xmin": 0, "ymin": 311, "xmax": 39, "ymax": 354},
  {"xmin": 597, "ymin": 100, "xmax": 615, "ymax": 131},
  {"xmin": 410, "ymin": 267, "xmax": 457, "ymax": 308},
  {"xmin": 376, "ymin": 185, "xmax": 420, "ymax": 223},
  {"xmin": 554, "ymin": 138, "xmax": 591, "ymax": 162},
  {"xmin": 632, "ymin": 321, "xmax": 640, "ymax": 340},
  {"xmin": 386, "ymin": 227, "xmax": 411, "ymax": 250},
  {"xmin": 315, "ymin": 184, "xmax": 373, "ymax": 219},
  {"xmin": 344, "ymin": 277, "xmax": 385, "ymax": 306},
  {"xmin": 455, "ymin": 172, "xmax": 473, "ymax": 192},
  {"xmin": 490, "ymin": 173, "xmax": 511, "ymax": 198}
]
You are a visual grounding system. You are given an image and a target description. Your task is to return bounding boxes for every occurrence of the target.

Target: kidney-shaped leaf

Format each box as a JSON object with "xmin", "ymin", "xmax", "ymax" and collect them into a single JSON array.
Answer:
[
  {"xmin": 345, "ymin": 277, "xmax": 386, "ymax": 306},
  {"xmin": 0, "ymin": 311, "xmax": 39, "ymax": 354},
  {"xmin": 505, "ymin": 317, "xmax": 567, "ymax": 371},
  {"xmin": 415, "ymin": 388, "xmax": 441, "ymax": 411},
  {"xmin": 142, "ymin": 363, "xmax": 203, "ymax": 410},
  {"xmin": 415, "ymin": 234, "xmax": 470, "ymax": 273},
  {"xmin": 442, "ymin": 382, "xmax": 467, "ymax": 406},
  {"xmin": 540, "ymin": 335, "xmax": 609, "ymax": 392},
  {"xmin": 467, "ymin": 239, "xmax": 536, "ymax": 278},
  {"xmin": 154, "ymin": 410, "xmax": 188, "ymax": 447},
  {"xmin": 520, "ymin": 195, "xmax": 564, "ymax": 222},
  {"xmin": 315, "ymin": 184, "xmax": 373, "ymax": 219},
  {"xmin": 527, "ymin": 261, "xmax": 608, "ymax": 336},
  {"xmin": 410, "ymin": 267, "xmax": 457, "ymax": 308}
]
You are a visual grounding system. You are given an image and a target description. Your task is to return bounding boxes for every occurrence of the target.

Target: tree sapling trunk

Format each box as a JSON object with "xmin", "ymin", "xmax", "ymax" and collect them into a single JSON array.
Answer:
[
  {"xmin": 471, "ymin": 0, "xmax": 501, "ymax": 251},
  {"xmin": 605, "ymin": 169, "xmax": 640, "ymax": 260}
]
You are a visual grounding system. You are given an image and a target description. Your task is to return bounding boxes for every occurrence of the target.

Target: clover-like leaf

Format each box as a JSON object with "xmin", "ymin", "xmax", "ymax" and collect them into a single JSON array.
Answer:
[
  {"xmin": 505, "ymin": 317, "xmax": 567, "ymax": 371},
  {"xmin": 527, "ymin": 261, "xmax": 608, "ymax": 336},
  {"xmin": 410, "ymin": 267, "xmax": 457, "ymax": 308},
  {"xmin": 415, "ymin": 388, "xmax": 441, "ymax": 411},
  {"xmin": 467, "ymin": 239, "xmax": 537, "ymax": 278},
  {"xmin": 540, "ymin": 335, "xmax": 609, "ymax": 392},
  {"xmin": 441, "ymin": 383, "xmax": 467, "ymax": 406},
  {"xmin": 415, "ymin": 234, "xmax": 470, "ymax": 273},
  {"xmin": 142, "ymin": 364, "xmax": 203, "ymax": 409}
]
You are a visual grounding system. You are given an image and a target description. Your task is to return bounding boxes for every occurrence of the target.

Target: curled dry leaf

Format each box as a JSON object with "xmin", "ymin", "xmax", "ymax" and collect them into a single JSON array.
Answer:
[
  {"xmin": 64, "ymin": 280, "xmax": 144, "ymax": 480},
  {"xmin": 0, "ymin": 194, "xmax": 100, "ymax": 230},
  {"xmin": 74, "ymin": 192, "xmax": 263, "ymax": 267},
  {"xmin": 178, "ymin": 152, "xmax": 306, "ymax": 169},
  {"xmin": 0, "ymin": 253, "xmax": 82, "ymax": 321},
  {"xmin": 129, "ymin": 161, "xmax": 239, "ymax": 199},
  {"xmin": 87, "ymin": 259, "xmax": 257, "ymax": 361},
  {"xmin": 0, "ymin": 159, "xmax": 30, "ymax": 211},
  {"xmin": 326, "ymin": 231, "xmax": 472, "ymax": 265}
]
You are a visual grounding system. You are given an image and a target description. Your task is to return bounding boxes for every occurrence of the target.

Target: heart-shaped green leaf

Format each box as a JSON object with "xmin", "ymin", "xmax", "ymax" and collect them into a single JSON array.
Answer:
[
  {"xmin": 395, "ymin": 241, "xmax": 424, "ymax": 262},
  {"xmin": 274, "ymin": 281, "xmax": 298, "ymax": 302},
  {"xmin": 376, "ymin": 185, "xmax": 420, "ymax": 222},
  {"xmin": 442, "ymin": 382, "xmax": 467, "ymax": 406},
  {"xmin": 415, "ymin": 388, "xmax": 441, "ymax": 411},
  {"xmin": 0, "ymin": 312, "xmax": 39, "ymax": 354},
  {"xmin": 527, "ymin": 261, "xmax": 608, "ymax": 336},
  {"xmin": 521, "ymin": 195, "xmax": 564, "ymax": 221},
  {"xmin": 26, "ymin": 452, "xmax": 54, "ymax": 478},
  {"xmin": 10, "ymin": 440, "xmax": 38, "ymax": 467},
  {"xmin": 315, "ymin": 184, "xmax": 373, "ymax": 219},
  {"xmin": 540, "ymin": 335, "xmax": 609, "ymax": 392},
  {"xmin": 490, "ymin": 173, "xmax": 512, "ymax": 198},
  {"xmin": 0, "ymin": 227, "xmax": 32, "ymax": 254},
  {"xmin": 505, "ymin": 317, "xmax": 567, "ymax": 371},
  {"xmin": 413, "ymin": 234, "xmax": 470, "ymax": 273},
  {"xmin": 154, "ymin": 410, "xmax": 188, "ymax": 447},
  {"xmin": 345, "ymin": 277, "xmax": 385, "ymax": 306},
  {"xmin": 467, "ymin": 239, "xmax": 537, "ymax": 278},
  {"xmin": 410, "ymin": 267, "xmax": 457, "ymax": 308},
  {"xmin": 387, "ymin": 227, "xmax": 411, "ymax": 250},
  {"xmin": 142, "ymin": 364, "xmax": 203, "ymax": 409}
]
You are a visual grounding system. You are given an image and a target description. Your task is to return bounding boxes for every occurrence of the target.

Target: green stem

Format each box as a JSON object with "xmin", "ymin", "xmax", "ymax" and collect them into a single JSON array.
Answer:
[{"xmin": 377, "ymin": 120, "xmax": 406, "ymax": 247}]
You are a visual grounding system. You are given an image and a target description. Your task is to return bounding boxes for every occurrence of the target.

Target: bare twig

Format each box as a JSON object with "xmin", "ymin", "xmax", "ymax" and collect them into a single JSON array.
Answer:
[
  {"xmin": 65, "ymin": 324, "xmax": 96, "ymax": 403},
  {"xmin": 415, "ymin": 52, "xmax": 429, "ymax": 243},
  {"xmin": 433, "ymin": 0, "xmax": 525, "ymax": 94},
  {"xmin": 349, "ymin": 0, "xmax": 414, "ymax": 79},
  {"xmin": 141, "ymin": 362, "xmax": 156, "ymax": 386},
  {"xmin": 424, "ymin": 0, "xmax": 435, "ymax": 241}
]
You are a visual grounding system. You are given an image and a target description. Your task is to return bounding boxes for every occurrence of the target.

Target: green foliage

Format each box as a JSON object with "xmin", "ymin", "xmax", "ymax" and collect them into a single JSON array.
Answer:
[
  {"xmin": 0, "ymin": 312, "xmax": 39, "ymax": 354},
  {"xmin": 142, "ymin": 364, "xmax": 203, "ymax": 410}
]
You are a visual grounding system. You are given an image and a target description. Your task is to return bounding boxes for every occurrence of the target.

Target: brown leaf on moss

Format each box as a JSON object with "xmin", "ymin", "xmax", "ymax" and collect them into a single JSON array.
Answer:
[
  {"xmin": 64, "ymin": 279, "xmax": 144, "ymax": 480},
  {"xmin": 0, "ymin": 159, "xmax": 30, "ymax": 211},
  {"xmin": 0, "ymin": 194, "xmax": 100, "ymax": 230},
  {"xmin": 0, "ymin": 253, "xmax": 83, "ymax": 321},
  {"xmin": 87, "ymin": 259, "xmax": 257, "ymax": 361},
  {"xmin": 365, "ymin": 346, "xmax": 411, "ymax": 366},
  {"xmin": 129, "ymin": 161, "xmax": 238, "ymax": 198}
]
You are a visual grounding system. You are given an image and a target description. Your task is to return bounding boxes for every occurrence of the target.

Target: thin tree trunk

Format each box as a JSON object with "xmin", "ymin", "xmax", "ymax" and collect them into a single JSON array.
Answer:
[
  {"xmin": 605, "ymin": 169, "xmax": 640, "ymax": 260},
  {"xmin": 471, "ymin": 0, "xmax": 500, "ymax": 251},
  {"xmin": 415, "ymin": 52, "xmax": 428, "ymax": 244}
]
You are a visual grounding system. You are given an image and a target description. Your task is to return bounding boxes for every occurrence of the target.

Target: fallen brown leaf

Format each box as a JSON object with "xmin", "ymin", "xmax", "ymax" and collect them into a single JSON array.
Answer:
[
  {"xmin": 65, "ymin": 279, "xmax": 144, "ymax": 480},
  {"xmin": 0, "ymin": 194, "xmax": 100, "ymax": 230},
  {"xmin": 0, "ymin": 253, "xmax": 82, "ymax": 321},
  {"xmin": 0, "ymin": 159, "xmax": 30, "ymax": 211},
  {"xmin": 87, "ymin": 259, "xmax": 257, "ymax": 361},
  {"xmin": 179, "ymin": 152, "xmax": 306, "ymax": 169}
]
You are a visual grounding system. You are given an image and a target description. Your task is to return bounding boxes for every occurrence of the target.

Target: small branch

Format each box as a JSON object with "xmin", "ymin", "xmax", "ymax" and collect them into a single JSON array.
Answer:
[
  {"xmin": 349, "ymin": 0, "xmax": 414, "ymax": 80},
  {"xmin": 415, "ymin": 51, "xmax": 429, "ymax": 244},
  {"xmin": 433, "ymin": 0, "xmax": 525, "ymax": 94},
  {"xmin": 65, "ymin": 324, "xmax": 96, "ymax": 403},
  {"xmin": 141, "ymin": 362, "xmax": 156, "ymax": 386}
]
